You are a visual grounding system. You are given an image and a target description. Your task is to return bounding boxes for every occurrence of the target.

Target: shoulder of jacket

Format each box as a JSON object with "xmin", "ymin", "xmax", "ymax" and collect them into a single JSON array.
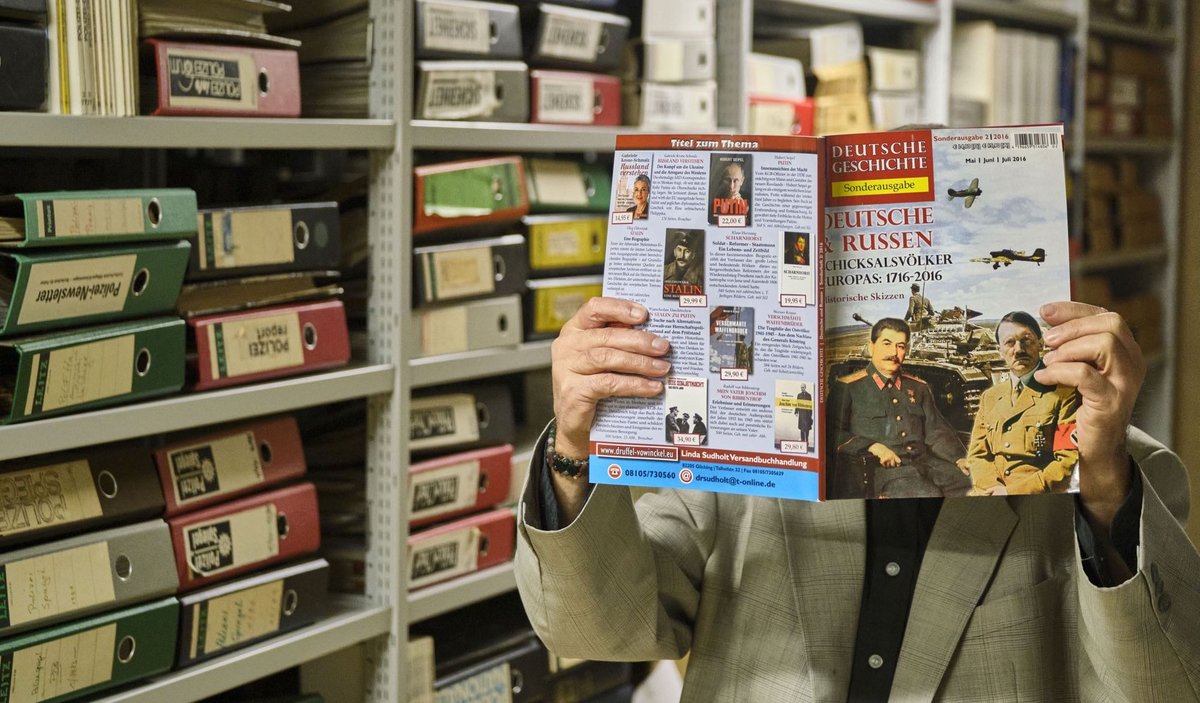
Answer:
[
  {"xmin": 901, "ymin": 373, "xmax": 928, "ymax": 385},
  {"xmin": 838, "ymin": 369, "xmax": 868, "ymax": 384}
]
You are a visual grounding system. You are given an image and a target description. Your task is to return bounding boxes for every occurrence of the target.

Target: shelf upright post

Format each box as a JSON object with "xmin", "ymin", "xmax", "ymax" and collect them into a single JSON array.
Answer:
[
  {"xmin": 364, "ymin": 0, "xmax": 412, "ymax": 700},
  {"xmin": 922, "ymin": 0, "xmax": 954, "ymax": 127}
]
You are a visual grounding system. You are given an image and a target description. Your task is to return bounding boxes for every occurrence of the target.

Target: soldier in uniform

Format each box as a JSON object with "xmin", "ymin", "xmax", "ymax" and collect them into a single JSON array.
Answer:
[
  {"xmin": 958, "ymin": 310, "xmax": 1080, "ymax": 495},
  {"xmin": 827, "ymin": 318, "xmax": 970, "ymax": 499},
  {"xmin": 794, "ymin": 385, "xmax": 814, "ymax": 445},
  {"xmin": 905, "ymin": 283, "xmax": 933, "ymax": 328}
]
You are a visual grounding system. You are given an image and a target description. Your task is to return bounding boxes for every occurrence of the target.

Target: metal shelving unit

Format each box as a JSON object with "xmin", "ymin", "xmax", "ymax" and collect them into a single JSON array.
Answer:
[
  {"xmin": 756, "ymin": 0, "xmax": 939, "ymax": 24},
  {"xmin": 1088, "ymin": 16, "xmax": 1176, "ymax": 45},
  {"xmin": 408, "ymin": 563, "xmax": 518, "ymax": 624},
  {"xmin": 952, "ymin": 0, "xmax": 1078, "ymax": 30},
  {"xmin": 409, "ymin": 342, "xmax": 554, "ymax": 389},
  {"xmin": 1072, "ymin": 247, "xmax": 1169, "ymax": 274},
  {"xmin": 1085, "ymin": 138, "xmax": 1176, "ymax": 155},
  {"xmin": 411, "ymin": 121, "xmax": 748, "ymax": 153},
  {"xmin": 0, "ymin": 364, "xmax": 395, "ymax": 462},
  {"xmin": 94, "ymin": 598, "xmax": 391, "ymax": 703}
]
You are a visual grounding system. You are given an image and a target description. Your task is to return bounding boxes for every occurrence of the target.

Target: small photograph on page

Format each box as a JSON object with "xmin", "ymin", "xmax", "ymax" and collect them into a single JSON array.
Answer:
[
  {"xmin": 662, "ymin": 228, "xmax": 705, "ymax": 299},
  {"xmin": 709, "ymin": 306, "xmax": 754, "ymax": 380},
  {"xmin": 709, "ymin": 152, "xmax": 753, "ymax": 227},
  {"xmin": 779, "ymin": 231, "xmax": 815, "ymax": 307},
  {"xmin": 611, "ymin": 154, "xmax": 653, "ymax": 225},
  {"xmin": 665, "ymin": 377, "xmax": 708, "ymax": 446},
  {"xmin": 774, "ymin": 380, "xmax": 815, "ymax": 454}
]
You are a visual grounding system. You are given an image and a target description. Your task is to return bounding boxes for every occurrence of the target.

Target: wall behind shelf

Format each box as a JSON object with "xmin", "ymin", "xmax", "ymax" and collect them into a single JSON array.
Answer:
[{"xmin": 1177, "ymin": 6, "xmax": 1199, "ymax": 545}]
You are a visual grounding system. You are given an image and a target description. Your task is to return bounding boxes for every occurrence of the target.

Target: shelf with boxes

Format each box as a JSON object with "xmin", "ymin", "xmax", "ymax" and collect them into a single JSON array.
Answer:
[
  {"xmin": 755, "ymin": 0, "xmax": 940, "ymax": 25},
  {"xmin": 951, "ymin": 0, "xmax": 1079, "ymax": 31}
]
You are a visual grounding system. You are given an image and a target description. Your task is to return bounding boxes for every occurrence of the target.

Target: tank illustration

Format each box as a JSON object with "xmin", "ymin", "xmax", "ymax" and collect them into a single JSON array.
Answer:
[{"xmin": 825, "ymin": 307, "xmax": 1005, "ymax": 437}]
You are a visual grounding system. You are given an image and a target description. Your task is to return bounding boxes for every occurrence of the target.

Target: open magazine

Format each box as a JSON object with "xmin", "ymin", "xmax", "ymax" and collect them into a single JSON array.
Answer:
[{"xmin": 591, "ymin": 126, "xmax": 1074, "ymax": 501}]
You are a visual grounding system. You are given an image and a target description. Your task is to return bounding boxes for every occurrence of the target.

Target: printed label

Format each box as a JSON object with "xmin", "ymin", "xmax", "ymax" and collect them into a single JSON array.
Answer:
[
  {"xmin": 537, "ymin": 77, "xmax": 594, "ymax": 124},
  {"xmin": 1, "ymin": 543, "xmax": 115, "ymax": 628},
  {"xmin": 209, "ymin": 311, "xmax": 305, "ymax": 380},
  {"xmin": 410, "ymin": 395, "xmax": 480, "ymax": 448},
  {"xmin": 408, "ymin": 527, "xmax": 480, "ymax": 590},
  {"xmin": 191, "ymin": 579, "xmax": 283, "ymax": 658},
  {"xmin": 6, "ymin": 623, "xmax": 116, "ymax": 703},
  {"xmin": 422, "ymin": 71, "xmax": 499, "ymax": 120},
  {"xmin": 420, "ymin": 306, "xmax": 469, "ymax": 356},
  {"xmin": 529, "ymin": 160, "xmax": 589, "ymax": 206},
  {"xmin": 36, "ymin": 198, "xmax": 143, "ymax": 239},
  {"xmin": 429, "ymin": 248, "xmax": 496, "ymax": 300},
  {"xmin": 164, "ymin": 47, "xmax": 257, "ymax": 110},
  {"xmin": 422, "ymin": 3, "xmax": 490, "ymax": 54},
  {"xmin": 199, "ymin": 210, "xmax": 294, "ymax": 271},
  {"xmin": 0, "ymin": 461, "xmax": 102, "ymax": 538},
  {"xmin": 17, "ymin": 255, "xmax": 135, "ymax": 326},
  {"xmin": 169, "ymin": 432, "xmax": 265, "ymax": 506},
  {"xmin": 184, "ymin": 504, "xmax": 279, "ymax": 579},
  {"xmin": 539, "ymin": 13, "xmax": 602, "ymax": 62},
  {"xmin": 434, "ymin": 662, "xmax": 511, "ymax": 703},
  {"xmin": 409, "ymin": 460, "xmax": 481, "ymax": 522},
  {"xmin": 33, "ymin": 335, "xmax": 135, "ymax": 414}
]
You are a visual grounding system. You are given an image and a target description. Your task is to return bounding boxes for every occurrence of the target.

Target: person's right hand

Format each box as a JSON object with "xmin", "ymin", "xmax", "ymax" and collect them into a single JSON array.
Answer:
[
  {"xmin": 551, "ymin": 297, "xmax": 672, "ymax": 460},
  {"xmin": 869, "ymin": 443, "xmax": 902, "ymax": 468}
]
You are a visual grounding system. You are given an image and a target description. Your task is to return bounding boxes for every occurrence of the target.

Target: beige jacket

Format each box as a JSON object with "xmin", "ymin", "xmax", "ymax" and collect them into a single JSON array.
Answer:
[{"xmin": 515, "ymin": 426, "xmax": 1200, "ymax": 701}]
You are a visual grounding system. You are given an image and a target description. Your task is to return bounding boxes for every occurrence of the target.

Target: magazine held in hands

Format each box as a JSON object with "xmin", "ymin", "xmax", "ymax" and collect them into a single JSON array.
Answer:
[{"xmin": 591, "ymin": 126, "xmax": 1075, "ymax": 501}]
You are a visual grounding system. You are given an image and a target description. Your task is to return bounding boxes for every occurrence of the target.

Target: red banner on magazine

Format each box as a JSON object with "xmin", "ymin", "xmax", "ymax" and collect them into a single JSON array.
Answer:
[{"xmin": 824, "ymin": 129, "xmax": 935, "ymax": 207}]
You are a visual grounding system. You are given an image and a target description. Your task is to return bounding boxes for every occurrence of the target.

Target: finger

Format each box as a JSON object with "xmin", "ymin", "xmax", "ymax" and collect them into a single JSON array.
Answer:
[
  {"xmin": 1040, "ymin": 301, "xmax": 1107, "ymax": 325},
  {"xmin": 568, "ymin": 345, "xmax": 672, "ymax": 378},
  {"xmin": 577, "ymin": 372, "xmax": 665, "ymax": 403},
  {"xmin": 1034, "ymin": 360, "xmax": 1117, "ymax": 403},
  {"xmin": 562, "ymin": 297, "xmax": 648, "ymax": 332},
  {"xmin": 1041, "ymin": 332, "xmax": 1144, "ymax": 381},
  {"xmin": 562, "ymin": 326, "xmax": 670, "ymax": 358},
  {"xmin": 1042, "ymin": 309, "xmax": 1138, "ymax": 359}
]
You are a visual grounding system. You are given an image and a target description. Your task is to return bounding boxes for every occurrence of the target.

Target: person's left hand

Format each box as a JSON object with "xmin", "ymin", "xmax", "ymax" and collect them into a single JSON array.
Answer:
[{"xmin": 1035, "ymin": 301, "xmax": 1145, "ymax": 533}]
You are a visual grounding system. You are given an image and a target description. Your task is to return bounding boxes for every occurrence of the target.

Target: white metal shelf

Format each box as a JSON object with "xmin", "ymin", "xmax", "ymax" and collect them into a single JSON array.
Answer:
[
  {"xmin": 952, "ymin": 0, "xmax": 1078, "ymax": 30},
  {"xmin": 0, "ymin": 114, "xmax": 397, "ymax": 150},
  {"xmin": 1088, "ymin": 17, "xmax": 1176, "ymax": 46},
  {"xmin": 1072, "ymin": 247, "xmax": 1168, "ymax": 274},
  {"xmin": 411, "ymin": 121, "xmax": 743, "ymax": 152},
  {"xmin": 410, "ymin": 341, "xmax": 553, "ymax": 388},
  {"xmin": 94, "ymin": 597, "xmax": 391, "ymax": 703},
  {"xmin": 754, "ymin": 0, "xmax": 939, "ymax": 24},
  {"xmin": 0, "ymin": 363, "xmax": 395, "ymax": 462},
  {"xmin": 1085, "ymin": 138, "xmax": 1176, "ymax": 156},
  {"xmin": 408, "ymin": 563, "xmax": 518, "ymax": 624}
]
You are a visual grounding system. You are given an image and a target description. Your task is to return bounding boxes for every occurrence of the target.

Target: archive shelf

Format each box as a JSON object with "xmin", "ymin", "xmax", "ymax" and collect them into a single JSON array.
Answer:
[
  {"xmin": 0, "ymin": 364, "xmax": 395, "ymax": 462},
  {"xmin": 411, "ymin": 121, "xmax": 750, "ymax": 153},
  {"xmin": 408, "ymin": 563, "xmax": 519, "ymax": 625},
  {"xmin": 93, "ymin": 597, "xmax": 392, "ymax": 703},
  {"xmin": 755, "ymin": 0, "xmax": 939, "ymax": 25},
  {"xmin": 1088, "ymin": 16, "xmax": 1177, "ymax": 46},
  {"xmin": 409, "ymin": 342, "xmax": 554, "ymax": 389},
  {"xmin": 951, "ymin": 0, "xmax": 1078, "ymax": 31},
  {"xmin": 1085, "ymin": 138, "xmax": 1176, "ymax": 156},
  {"xmin": 0, "ymin": 114, "xmax": 396, "ymax": 150},
  {"xmin": 1072, "ymin": 247, "xmax": 1169, "ymax": 275}
]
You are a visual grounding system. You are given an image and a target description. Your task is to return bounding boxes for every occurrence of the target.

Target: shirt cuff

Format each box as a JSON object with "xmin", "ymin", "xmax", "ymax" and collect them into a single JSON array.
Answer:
[
  {"xmin": 1075, "ymin": 459, "xmax": 1143, "ymax": 587},
  {"xmin": 538, "ymin": 440, "xmax": 562, "ymax": 531}
]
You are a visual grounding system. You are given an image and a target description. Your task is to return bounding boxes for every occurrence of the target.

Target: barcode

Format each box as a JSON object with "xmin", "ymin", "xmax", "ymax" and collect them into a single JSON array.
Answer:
[{"xmin": 1012, "ymin": 132, "xmax": 1058, "ymax": 149}]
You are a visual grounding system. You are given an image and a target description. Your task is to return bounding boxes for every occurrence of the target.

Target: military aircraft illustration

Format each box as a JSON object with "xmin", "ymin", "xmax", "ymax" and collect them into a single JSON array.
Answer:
[
  {"xmin": 947, "ymin": 178, "xmax": 982, "ymax": 208},
  {"xmin": 970, "ymin": 247, "xmax": 1047, "ymax": 269}
]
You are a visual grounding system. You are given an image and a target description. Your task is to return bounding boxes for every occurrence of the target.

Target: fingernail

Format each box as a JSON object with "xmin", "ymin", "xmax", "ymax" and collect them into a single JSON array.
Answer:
[
  {"xmin": 1041, "ymin": 303, "xmax": 1057, "ymax": 317},
  {"xmin": 651, "ymin": 337, "xmax": 669, "ymax": 352},
  {"xmin": 630, "ymin": 305, "xmax": 648, "ymax": 322},
  {"xmin": 651, "ymin": 359, "xmax": 671, "ymax": 373}
]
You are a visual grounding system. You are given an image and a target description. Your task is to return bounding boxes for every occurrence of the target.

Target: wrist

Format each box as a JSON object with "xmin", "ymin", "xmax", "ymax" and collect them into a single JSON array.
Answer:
[{"xmin": 547, "ymin": 420, "xmax": 589, "ymax": 479}]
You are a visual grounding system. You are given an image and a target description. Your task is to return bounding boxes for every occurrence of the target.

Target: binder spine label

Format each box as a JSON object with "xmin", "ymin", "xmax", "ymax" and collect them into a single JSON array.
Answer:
[
  {"xmin": 164, "ymin": 47, "xmax": 257, "ymax": 111},
  {"xmin": 539, "ymin": 14, "xmax": 602, "ymax": 62},
  {"xmin": 35, "ymin": 198, "xmax": 143, "ymax": 239},
  {"xmin": 410, "ymin": 395, "xmax": 480, "ymax": 446},
  {"xmin": 535, "ymin": 284, "xmax": 601, "ymax": 334},
  {"xmin": 199, "ymin": 210, "xmax": 295, "ymax": 271},
  {"xmin": 434, "ymin": 662, "xmax": 510, "ymax": 703},
  {"xmin": 17, "ymin": 254, "xmax": 135, "ymax": 326},
  {"xmin": 5, "ymin": 623, "xmax": 116, "ymax": 703},
  {"xmin": 422, "ymin": 4, "xmax": 490, "ymax": 54},
  {"xmin": 408, "ymin": 526, "xmax": 480, "ymax": 590},
  {"xmin": 185, "ymin": 504, "xmax": 280, "ymax": 578},
  {"xmin": 1, "ymin": 542, "xmax": 115, "ymax": 628},
  {"xmin": 530, "ymin": 221, "xmax": 604, "ymax": 268},
  {"xmin": 537, "ymin": 76, "xmax": 594, "ymax": 124},
  {"xmin": 0, "ymin": 461, "xmax": 102, "ymax": 538},
  {"xmin": 409, "ymin": 460, "xmax": 481, "ymax": 522},
  {"xmin": 422, "ymin": 71, "xmax": 499, "ymax": 120},
  {"xmin": 190, "ymin": 579, "xmax": 283, "ymax": 659},
  {"xmin": 30, "ymin": 334, "xmax": 135, "ymax": 414},
  {"xmin": 529, "ymin": 160, "xmax": 589, "ymax": 206},
  {"xmin": 208, "ymin": 312, "xmax": 304, "ymax": 380},
  {"xmin": 420, "ymin": 306, "xmax": 469, "ymax": 356},
  {"xmin": 169, "ymin": 431, "xmax": 265, "ymax": 506},
  {"xmin": 426, "ymin": 248, "xmax": 496, "ymax": 300}
]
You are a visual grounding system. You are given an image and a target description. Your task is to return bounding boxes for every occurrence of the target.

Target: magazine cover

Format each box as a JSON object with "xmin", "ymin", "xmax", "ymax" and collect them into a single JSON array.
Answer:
[{"xmin": 591, "ymin": 126, "xmax": 1072, "ymax": 502}]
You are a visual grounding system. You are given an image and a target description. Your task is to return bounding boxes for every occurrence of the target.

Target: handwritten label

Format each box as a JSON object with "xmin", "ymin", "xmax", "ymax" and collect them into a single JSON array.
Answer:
[
  {"xmin": 191, "ymin": 579, "xmax": 283, "ymax": 658},
  {"xmin": 7, "ymin": 623, "xmax": 116, "ymax": 703},
  {"xmin": 36, "ymin": 198, "xmax": 143, "ymax": 239},
  {"xmin": 33, "ymin": 335, "xmax": 134, "ymax": 414},
  {"xmin": 1, "ymin": 543, "xmax": 114, "ymax": 628}
]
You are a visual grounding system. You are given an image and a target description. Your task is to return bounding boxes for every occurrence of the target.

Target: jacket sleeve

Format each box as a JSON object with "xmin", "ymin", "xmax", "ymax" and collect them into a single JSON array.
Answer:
[
  {"xmin": 830, "ymin": 380, "xmax": 873, "ymax": 456},
  {"xmin": 963, "ymin": 389, "xmax": 999, "ymax": 491},
  {"xmin": 1075, "ymin": 427, "xmax": 1200, "ymax": 700},
  {"xmin": 514, "ymin": 425, "xmax": 715, "ymax": 661},
  {"xmin": 921, "ymin": 384, "xmax": 966, "ymax": 463}
]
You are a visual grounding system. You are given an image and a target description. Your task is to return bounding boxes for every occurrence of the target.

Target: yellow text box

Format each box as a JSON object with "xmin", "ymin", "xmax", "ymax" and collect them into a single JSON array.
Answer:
[{"xmin": 831, "ymin": 177, "xmax": 929, "ymax": 198}]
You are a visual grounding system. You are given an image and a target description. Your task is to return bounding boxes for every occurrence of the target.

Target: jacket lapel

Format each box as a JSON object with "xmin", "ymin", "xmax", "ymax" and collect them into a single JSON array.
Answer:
[
  {"xmin": 779, "ymin": 499, "xmax": 866, "ymax": 700},
  {"xmin": 889, "ymin": 497, "xmax": 1018, "ymax": 700}
]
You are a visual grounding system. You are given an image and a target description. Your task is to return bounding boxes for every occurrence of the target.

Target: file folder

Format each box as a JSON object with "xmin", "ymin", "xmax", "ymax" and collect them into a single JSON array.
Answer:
[
  {"xmin": 415, "ymin": 60, "xmax": 529, "ymax": 122},
  {"xmin": 142, "ymin": 39, "xmax": 301, "ymax": 117},
  {"xmin": 187, "ymin": 298, "xmax": 351, "ymax": 391},
  {"xmin": 0, "ymin": 240, "xmax": 192, "ymax": 337},
  {"xmin": 0, "ymin": 520, "xmax": 178, "ymax": 637},
  {"xmin": 413, "ymin": 156, "xmax": 529, "ymax": 236},
  {"xmin": 0, "ymin": 316, "xmax": 186, "ymax": 424},
  {"xmin": 409, "ymin": 444, "xmax": 513, "ymax": 527},
  {"xmin": 530, "ymin": 69, "xmax": 621, "ymax": 126},
  {"xmin": 177, "ymin": 558, "xmax": 329, "ymax": 666},
  {"xmin": 406, "ymin": 507, "xmax": 515, "ymax": 591},
  {"xmin": 524, "ymin": 275, "xmax": 602, "ymax": 341},
  {"xmin": 168, "ymin": 482, "xmax": 321, "ymax": 592},
  {"xmin": 524, "ymin": 158, "xmax": 611, "ymax": 214},
  {"xmin": 523, "ymin": 214, "xmax": 606, "ymax": 274},
  {"xmin": 0, "ymin": 444, "xmax": 166, "ymax": 550},
  {"xmin": 154, "ymin": 415, "xmax": 307, "ymax": 516},
  {"xmin": 0, "ymin": 597, "xmax": 178, "ymax": 703},
  {"xmin": 414, "ymin": 234, "xmax": 529, "ymax": 307},
  {"xmin": 191, "ymin": 202, "xmax": 341, "ymax": 280},
  {"xmin": 417, "ymin": 294, "xmax": 522, "ymax": 357},
  {"xmin": 525, "ymin": 4, "xmax": 629, "ymax": 71},
  {"xmin": 0, "ymin": 189, "xmax": 199, "ymax": 248},
  {"xmin": 416, "ymin": 0, "xmax": 523, "ymax": 60},
  {"xmin": 176, "ymin": 272, "xmax": 342, "ymax": 319},
  {"xmin": 410, "ymin": 382, "xmax": 516, "ymax": 454}
]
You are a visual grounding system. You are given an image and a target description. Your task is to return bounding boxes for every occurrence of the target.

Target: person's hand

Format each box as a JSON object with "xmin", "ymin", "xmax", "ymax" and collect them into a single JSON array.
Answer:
[
  {"xmin": 955, "ymin": 457, "xmax": 971, "ymax": 475},
  {"xmin": 1035, "ymin": 301, "xmax": 1145, "ymax": 533},
  {"xmin": 869, "ymin": 443, "xmax": 902, "ymax": 468},
  {"xmin": 551, "ymin": 297, "xmax": 671, "ymax": 460},
  {"xmin": 983, "ymin": 484, "xmax": 1008, "ymax": 496}
]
